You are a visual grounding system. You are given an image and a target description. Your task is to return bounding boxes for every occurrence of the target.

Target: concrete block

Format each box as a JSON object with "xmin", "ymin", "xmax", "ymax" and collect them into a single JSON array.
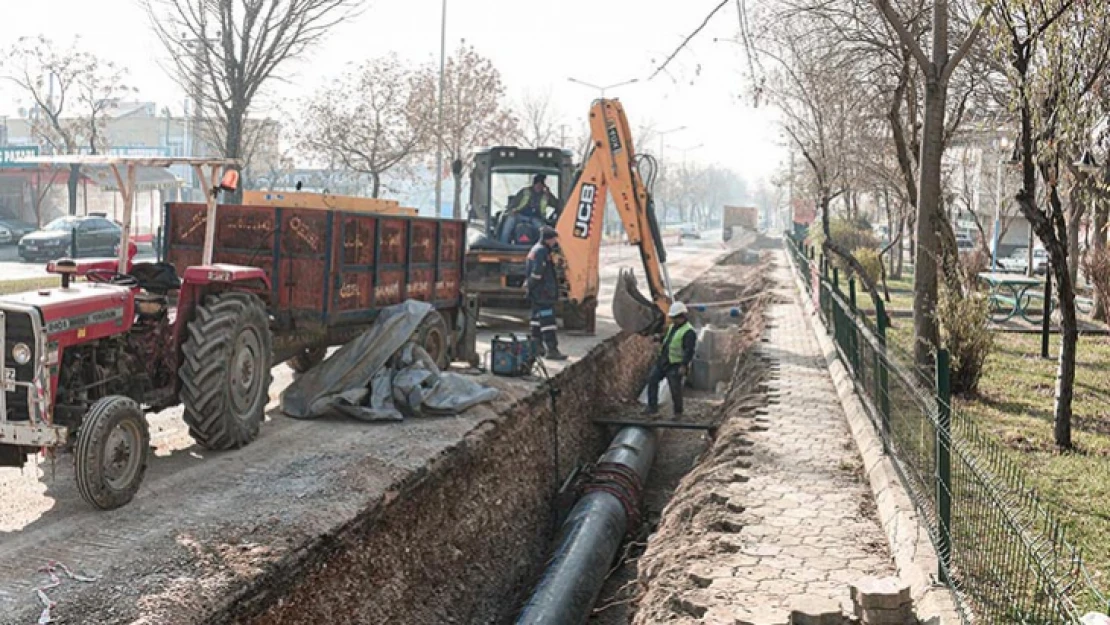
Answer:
[
  {"xmin": 856, "ymin": 606, "xmax": 915, "ymax": 625},
  {"xmin": 788, "ymin": 596, "xmax": 846, "ymax": 625},
  {"xmin": 850, "ymin": 576, "xmax": 912, "ymax": 611}
]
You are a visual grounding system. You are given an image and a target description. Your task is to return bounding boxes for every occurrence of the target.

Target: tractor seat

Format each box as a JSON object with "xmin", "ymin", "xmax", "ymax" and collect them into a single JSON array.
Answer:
[{"xmin": 129, "ymin": 262, "xmax": 182, "ymax": 295}]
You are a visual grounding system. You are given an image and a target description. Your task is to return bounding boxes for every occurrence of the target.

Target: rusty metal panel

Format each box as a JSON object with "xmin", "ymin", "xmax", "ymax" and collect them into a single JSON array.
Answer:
[
  {"xmin": 411, "ymin": 221, "xmax": 437, "ymax": 264},
  {"xmin": 168, "ymin": 203, "xmax": 208, "ymax": 248},
  {"xmin": 439, "ymin": 222, "xmax": 462, "ymax": 263},
  {"xmin": 281, "ymin": 210, "xmax": 328, "ymax": 257},
  {"xmin": 375, "ymin": 269, "xmax": 405, "ymax": 306},
  {"xmin": 215, "ymin": 206, "xmax": 277, "ymax": 251},
  {"xmin": 408, "ymin": 268, "xmax": 434, "ymax": 302},
  {"xmin": 335, "ymin": 273, "xmax": 373, "ymax": 311},
  {"xmin": 340, "ymin": 216, "xmax": 376, "ymax": 266},
  {"xmin": 378, "ymin": 219, "xmax": 407, "ymax": 266},
  {"xmin": 437, "ymin": 268, "xmax": 461, "ymax": 303}
]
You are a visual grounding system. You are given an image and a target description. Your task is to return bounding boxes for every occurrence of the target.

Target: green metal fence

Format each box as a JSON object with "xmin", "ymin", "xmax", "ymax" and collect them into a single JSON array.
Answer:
[{"xmin": 785, "ymin": 236, "xmax": 1109, "ymax": 624}]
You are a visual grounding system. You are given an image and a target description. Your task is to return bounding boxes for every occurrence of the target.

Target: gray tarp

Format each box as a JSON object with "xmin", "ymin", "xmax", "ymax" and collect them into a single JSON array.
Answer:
[{"xmin": 280, "ymin": 300, "xmax": 499, "ymax": 421}]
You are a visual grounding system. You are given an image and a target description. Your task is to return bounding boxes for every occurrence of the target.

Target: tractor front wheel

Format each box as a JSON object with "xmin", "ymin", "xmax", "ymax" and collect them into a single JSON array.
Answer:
[
  {"xmin": 415, "ymin": 312, "xmax": 450, "ymax": 370},
  {"xmin": 180, "ymin": 292, "xmax": 273, "ymax": 450},
  {"xmin": 75, "ymin": 396, "xmax": 150, "ymax": 510}
]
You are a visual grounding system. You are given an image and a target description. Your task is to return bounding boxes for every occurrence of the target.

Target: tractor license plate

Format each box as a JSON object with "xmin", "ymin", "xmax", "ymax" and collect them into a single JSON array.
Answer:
[{"xmin": 3, "ymin": 368, "xmax": 14, "ymax": 392}]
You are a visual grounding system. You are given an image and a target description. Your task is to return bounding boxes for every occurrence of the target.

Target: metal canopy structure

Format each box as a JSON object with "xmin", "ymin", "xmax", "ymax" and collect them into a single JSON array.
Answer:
[{"xmin": 15, "ymin": 155, "xmax": 240, "ymax": 268}]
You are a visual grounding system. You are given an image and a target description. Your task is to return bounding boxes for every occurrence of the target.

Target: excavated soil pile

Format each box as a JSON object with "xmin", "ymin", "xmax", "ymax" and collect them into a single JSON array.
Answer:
[{"xmin": 216, "ymin": 333, "xmax": 656, "ymax": 625}]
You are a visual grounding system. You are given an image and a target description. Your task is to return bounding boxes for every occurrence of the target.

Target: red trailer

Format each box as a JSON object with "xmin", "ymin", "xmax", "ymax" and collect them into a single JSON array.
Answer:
[{"xmin": 163, "ymin": 201, "xmax": 475, "ymax": 370}]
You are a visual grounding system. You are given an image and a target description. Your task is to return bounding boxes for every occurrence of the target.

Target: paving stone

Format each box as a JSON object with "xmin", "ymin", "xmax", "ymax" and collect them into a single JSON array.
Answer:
[
  {"xmin": 850, "ymin": 576, "xmax": 912, "ymax": 611},
  {"xmin": 788, "ymin": 596, "xmax": 847, "ymax": 625},
  {"xmin": 644, "ymin": 253, "xmax": 896, "ymax": 621}
]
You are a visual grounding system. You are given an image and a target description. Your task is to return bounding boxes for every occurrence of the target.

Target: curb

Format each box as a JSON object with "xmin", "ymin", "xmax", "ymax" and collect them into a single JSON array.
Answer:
[{"xmin": 781, "ymin": 247, "xmax": 961, "ymax": 624}]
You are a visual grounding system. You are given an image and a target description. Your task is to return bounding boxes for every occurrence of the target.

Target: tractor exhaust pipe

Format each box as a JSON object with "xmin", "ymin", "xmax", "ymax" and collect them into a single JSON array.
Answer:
[{"xmin": 516, "ymin": 426, "xmax": 657, "ymax": 625}]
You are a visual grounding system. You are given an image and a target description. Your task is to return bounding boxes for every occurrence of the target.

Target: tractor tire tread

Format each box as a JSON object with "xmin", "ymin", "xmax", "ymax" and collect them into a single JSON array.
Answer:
[{"xmin": 179, "ymin": 292, "xmax": 272, "ymax": 451}]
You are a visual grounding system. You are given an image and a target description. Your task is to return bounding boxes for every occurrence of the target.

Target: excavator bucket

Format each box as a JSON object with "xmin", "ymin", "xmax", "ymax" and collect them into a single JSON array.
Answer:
[{"xmin": 612, "ymin": 268, "xmax": 665, "ymax": 335}]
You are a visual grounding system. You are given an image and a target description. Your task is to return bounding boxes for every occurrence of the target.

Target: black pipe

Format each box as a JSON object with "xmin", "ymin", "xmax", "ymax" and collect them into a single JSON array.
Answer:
[{"xmin": 516, "ymin": 426, "xmax": 657, "ymax": 625}]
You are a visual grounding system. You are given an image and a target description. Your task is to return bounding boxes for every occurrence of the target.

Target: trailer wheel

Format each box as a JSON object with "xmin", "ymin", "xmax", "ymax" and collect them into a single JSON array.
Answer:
[
  {"xmin": 287, "ymin": 346, "xmax": 327, "ymax": 374},
  {"xmin": 416, "ymin": 312, "xmax": 450, "ymax": 370},
  {"xmin": 180, "ymin": 292, "xmax": 273, "ymax": 450},
  {"xmin": 75, "ymin": 396, "xmax": 150, "ymax": 510}
]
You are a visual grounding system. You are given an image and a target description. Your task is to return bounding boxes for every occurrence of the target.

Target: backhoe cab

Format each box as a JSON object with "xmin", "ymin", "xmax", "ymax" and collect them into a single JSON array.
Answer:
[{"xmin": 464, "ymin": 147, "xmax": 596, "ymax": 330}]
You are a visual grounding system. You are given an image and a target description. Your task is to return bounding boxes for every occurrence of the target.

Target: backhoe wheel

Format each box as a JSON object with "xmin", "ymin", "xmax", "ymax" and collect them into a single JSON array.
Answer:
[
  {"xmin": 180, "ymin": 292, "xmax": 273, "ymax": 450},
  {"xmin": 287, "ymin": 346, "xmax": 327, "ymax": 374},
  {"xmin": 415, "ymin": 312, "xmax": 450, "ymax": 370},
  {"xmin": 75, "ymin": 396, "xmax": 150, "ymax": 510}
]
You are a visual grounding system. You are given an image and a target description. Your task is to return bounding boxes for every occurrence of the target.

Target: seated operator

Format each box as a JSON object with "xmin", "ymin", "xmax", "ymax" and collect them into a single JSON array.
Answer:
[{"xmin": 501, "ymin": 174, "xmax": 561, "ymax": 244}]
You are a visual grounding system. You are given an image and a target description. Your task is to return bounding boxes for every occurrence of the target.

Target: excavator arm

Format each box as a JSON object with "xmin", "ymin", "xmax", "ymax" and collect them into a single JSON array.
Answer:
[{"xmin": 554, "ymin": 99, "xmax": 673, "ymax": 335}]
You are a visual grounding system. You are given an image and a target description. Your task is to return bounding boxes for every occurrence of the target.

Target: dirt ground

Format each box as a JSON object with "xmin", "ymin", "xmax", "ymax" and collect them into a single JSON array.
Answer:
[{"xmin": 0, "ymin": 238, "xmax": 730, "ymax": 625}]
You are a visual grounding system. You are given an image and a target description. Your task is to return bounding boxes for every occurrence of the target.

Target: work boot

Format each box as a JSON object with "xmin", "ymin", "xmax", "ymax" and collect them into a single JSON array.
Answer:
[
  {"xmin": 642, "ymin": 406, "xmax": 659, "ymax": 416},
  {"xmin": 545, "ymin": 348, "xmax": 568, "ymax": 361}
]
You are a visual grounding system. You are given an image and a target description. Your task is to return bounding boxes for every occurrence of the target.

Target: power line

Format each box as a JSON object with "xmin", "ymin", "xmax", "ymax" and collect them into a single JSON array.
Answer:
[{"xmin": 648, "ymin": 0, "xmax": 731, "ymax": 82}]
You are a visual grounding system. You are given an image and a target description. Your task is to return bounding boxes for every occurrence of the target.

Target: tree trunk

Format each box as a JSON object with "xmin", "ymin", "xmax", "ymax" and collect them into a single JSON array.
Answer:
[
  {"xmin": 912, "ymin": 79, "xmax": 948, "ymax": 367},
  {"xmin": 1094, "ymin": 194, "xmax": 1108, "ymax": 320},
  {"xmin": 1067, "ymin": 184, "xmax": 1083, "ymax": 288},
  {"xmin": 371, "ymin": 173, "xmax": 381, "ymax": 199},
  {"xmin": 452, "ymin": 170, "xmax": 463, "ymax": 219},
  {"xmin": 225, "ymin": 111, "xmax": 245, "ymax": 204},
  {"xmin": 67, "ymin": 165, "xmax": 80, "ymax": 216}
]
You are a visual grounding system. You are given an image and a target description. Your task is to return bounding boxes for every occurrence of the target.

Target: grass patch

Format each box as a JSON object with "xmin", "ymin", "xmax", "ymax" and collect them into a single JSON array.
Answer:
[
  {"xmin": 0, "ymin": 276, "xmax": 60, "ymax": 295},
  {"xmin": 958, "ymin": 333, "xmax": 1110, "ymax": 591}
]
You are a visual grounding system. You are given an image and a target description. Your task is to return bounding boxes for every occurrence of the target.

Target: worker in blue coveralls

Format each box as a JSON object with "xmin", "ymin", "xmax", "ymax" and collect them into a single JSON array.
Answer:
[
  {"xmin": 644, "ymin": 302, "xmax": 697, "ymax": 415},
  {"xmin": 525, "ymin": 226, "xmax": 568, "ymax": 361}
]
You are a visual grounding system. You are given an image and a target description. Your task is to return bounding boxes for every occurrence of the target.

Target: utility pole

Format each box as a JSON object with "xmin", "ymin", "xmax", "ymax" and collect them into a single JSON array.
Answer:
[{"xmin": 435, "ymin": 0, "xmax": 448, "ymax": 218}]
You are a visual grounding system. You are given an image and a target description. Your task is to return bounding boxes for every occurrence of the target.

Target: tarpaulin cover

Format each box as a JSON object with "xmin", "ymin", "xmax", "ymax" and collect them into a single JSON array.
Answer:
[{"xmin": 280, "ymin": 300, "xmax": 499, "ymax": 421}]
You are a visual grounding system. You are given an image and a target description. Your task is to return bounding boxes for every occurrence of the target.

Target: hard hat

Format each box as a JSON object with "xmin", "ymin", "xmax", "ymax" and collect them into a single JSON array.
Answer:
[
  {"xmin": 541, "ymin": 226, "xmax": 559, "ymax": 240},
  {"xmin": 668, "ymin": 302, "xmax": 688, "ymax": 317}
]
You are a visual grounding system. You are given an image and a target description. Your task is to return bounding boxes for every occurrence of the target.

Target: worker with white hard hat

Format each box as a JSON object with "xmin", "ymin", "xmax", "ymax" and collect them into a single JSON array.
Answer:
[{"xmin": 644, "ymin": 301, "xmax": 697, "ymax": 416}]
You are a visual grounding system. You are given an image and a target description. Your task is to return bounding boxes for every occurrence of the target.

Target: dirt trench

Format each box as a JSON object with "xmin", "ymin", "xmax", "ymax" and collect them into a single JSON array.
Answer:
[
  {"xmin": 587, "ymin": 256, "xmax": 773, "ymax": 625},
  {"xmin": 198, "ymin": 329, "xmax": 653, "ymax": 624}
]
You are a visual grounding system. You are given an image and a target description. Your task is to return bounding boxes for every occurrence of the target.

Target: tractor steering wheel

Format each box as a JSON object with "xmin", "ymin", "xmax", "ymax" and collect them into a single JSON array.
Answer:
[{"xmin": 86, "ymin": 269, "xmax": 140, "ymax": 288}]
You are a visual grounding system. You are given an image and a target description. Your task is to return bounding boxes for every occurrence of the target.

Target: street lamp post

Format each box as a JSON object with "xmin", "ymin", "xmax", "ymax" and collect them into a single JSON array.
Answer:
[
  {"xmin": 434, "ymin": 0, "xmax": 447, "ymax": 218},
  {"xmin": 566, "ymin": 76, "xmax": 639, "ymax": 98},
  {"xmin": 657, "ymin": 126, "xmax": 686, "ymax": 161}
]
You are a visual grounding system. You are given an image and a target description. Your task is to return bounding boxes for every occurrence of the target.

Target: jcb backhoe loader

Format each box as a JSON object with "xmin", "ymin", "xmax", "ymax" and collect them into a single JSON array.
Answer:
[{"xmin": 464, "ymin": 99, "xmax": 672, "ymax": 335}]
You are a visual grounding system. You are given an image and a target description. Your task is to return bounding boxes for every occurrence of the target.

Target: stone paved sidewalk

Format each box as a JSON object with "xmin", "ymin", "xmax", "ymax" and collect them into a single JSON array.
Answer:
[{"xmin": 671, "ymin": 251, "xmax": 895, "ymax": 624}]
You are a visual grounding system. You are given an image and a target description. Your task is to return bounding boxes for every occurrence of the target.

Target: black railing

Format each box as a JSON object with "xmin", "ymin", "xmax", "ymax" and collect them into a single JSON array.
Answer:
[{"xmin": 785, "ymin": 236, "xmax": 1108, "ymax": 624}]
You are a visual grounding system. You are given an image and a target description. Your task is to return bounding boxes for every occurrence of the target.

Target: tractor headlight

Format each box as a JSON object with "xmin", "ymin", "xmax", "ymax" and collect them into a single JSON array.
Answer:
[{"xmin": 12, "ymin": 343, "xmax": 31, "ymax": 365}]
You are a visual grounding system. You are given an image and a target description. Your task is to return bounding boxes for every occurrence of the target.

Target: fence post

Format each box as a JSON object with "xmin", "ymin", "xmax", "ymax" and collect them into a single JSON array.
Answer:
[
  {"xmin": 70, "ymin": 227, "xmax": 78, "ymax": 259},
  {"xmin": 848, "ymin": 278, "xmax": 859, "ymax": 374},
  {"xmin": 875, "ymin": 298, "xmax": 891, "ymax": 453},
  {"xmin": 935, "ymin": 348, "xmax": 953, "ymax": 584},
  {"xmin": 1041, "ymin": 266, "xmax": 1052, "ymax": 359}
]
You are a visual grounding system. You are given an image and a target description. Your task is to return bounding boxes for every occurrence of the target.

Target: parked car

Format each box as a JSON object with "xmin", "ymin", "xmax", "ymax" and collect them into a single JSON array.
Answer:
[
  {"xmin": 18, "ymin": 215, "xmax": 122, "ymax": 262},
  {"xmin": 679, "ymin": 223, "xmax": 701, "ymax": 239},
  {"xmin": 0, "ymin": 218, "xmax": 37, "ymax": 245},
  {"xmin": 998, "ymin": 247, "xmax": 1049, "ymax": 275}
]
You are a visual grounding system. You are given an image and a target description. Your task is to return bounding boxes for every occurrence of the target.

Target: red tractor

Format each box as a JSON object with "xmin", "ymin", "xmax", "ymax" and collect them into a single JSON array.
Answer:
[{"xmin": 0, "ymin": 156, "xmax": 476, "ymax": 509}]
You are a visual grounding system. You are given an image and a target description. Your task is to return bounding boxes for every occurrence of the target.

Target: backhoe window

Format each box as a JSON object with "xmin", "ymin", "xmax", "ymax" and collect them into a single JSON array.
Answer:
[{"xmin": 490, "ymin": 171, "xmax": 560, "ymax": 219}]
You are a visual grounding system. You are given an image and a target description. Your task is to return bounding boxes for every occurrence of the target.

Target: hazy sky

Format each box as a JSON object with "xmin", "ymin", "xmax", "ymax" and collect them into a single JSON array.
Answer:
[{"xmin": 1, "ymin": 0, "xmax": 786, "ymax": 183}]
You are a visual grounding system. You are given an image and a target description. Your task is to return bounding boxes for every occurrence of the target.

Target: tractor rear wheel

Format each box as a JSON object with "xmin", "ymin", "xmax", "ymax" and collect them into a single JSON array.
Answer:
[
  {"xmin": 287, "ymin": 346, "xmax": 327, "ymax": 373},
  {"xmin": 75, "ymin": 396, "xmax": 150, "ymax": 510},
  {"xmin": 180, "ymin": 292, "xmax": 273, "ymax": 450},
  {"xmin": 415, "ymin": 312, "xmax": 450, "ymax": 370}
]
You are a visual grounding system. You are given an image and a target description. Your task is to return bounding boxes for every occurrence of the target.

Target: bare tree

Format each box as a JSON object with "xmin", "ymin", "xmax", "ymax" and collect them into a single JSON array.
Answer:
[
  {"xmin": 513, "ymin": 88, "xmax": 562, "ymax": 148},
  {"xmin": 416, "ymin": 42, "xmax": 518, "ymax": 218},
  {"xmin": 145, "ymin": 0, "xmax": 361, "ymax": 201},
  {"xmin": 0, "ymin": 36, "xmax": 131, "ymax": 215},
  {"xmin": 299, "ymin": 55, "xmax": 433, "ymax": 198}
]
